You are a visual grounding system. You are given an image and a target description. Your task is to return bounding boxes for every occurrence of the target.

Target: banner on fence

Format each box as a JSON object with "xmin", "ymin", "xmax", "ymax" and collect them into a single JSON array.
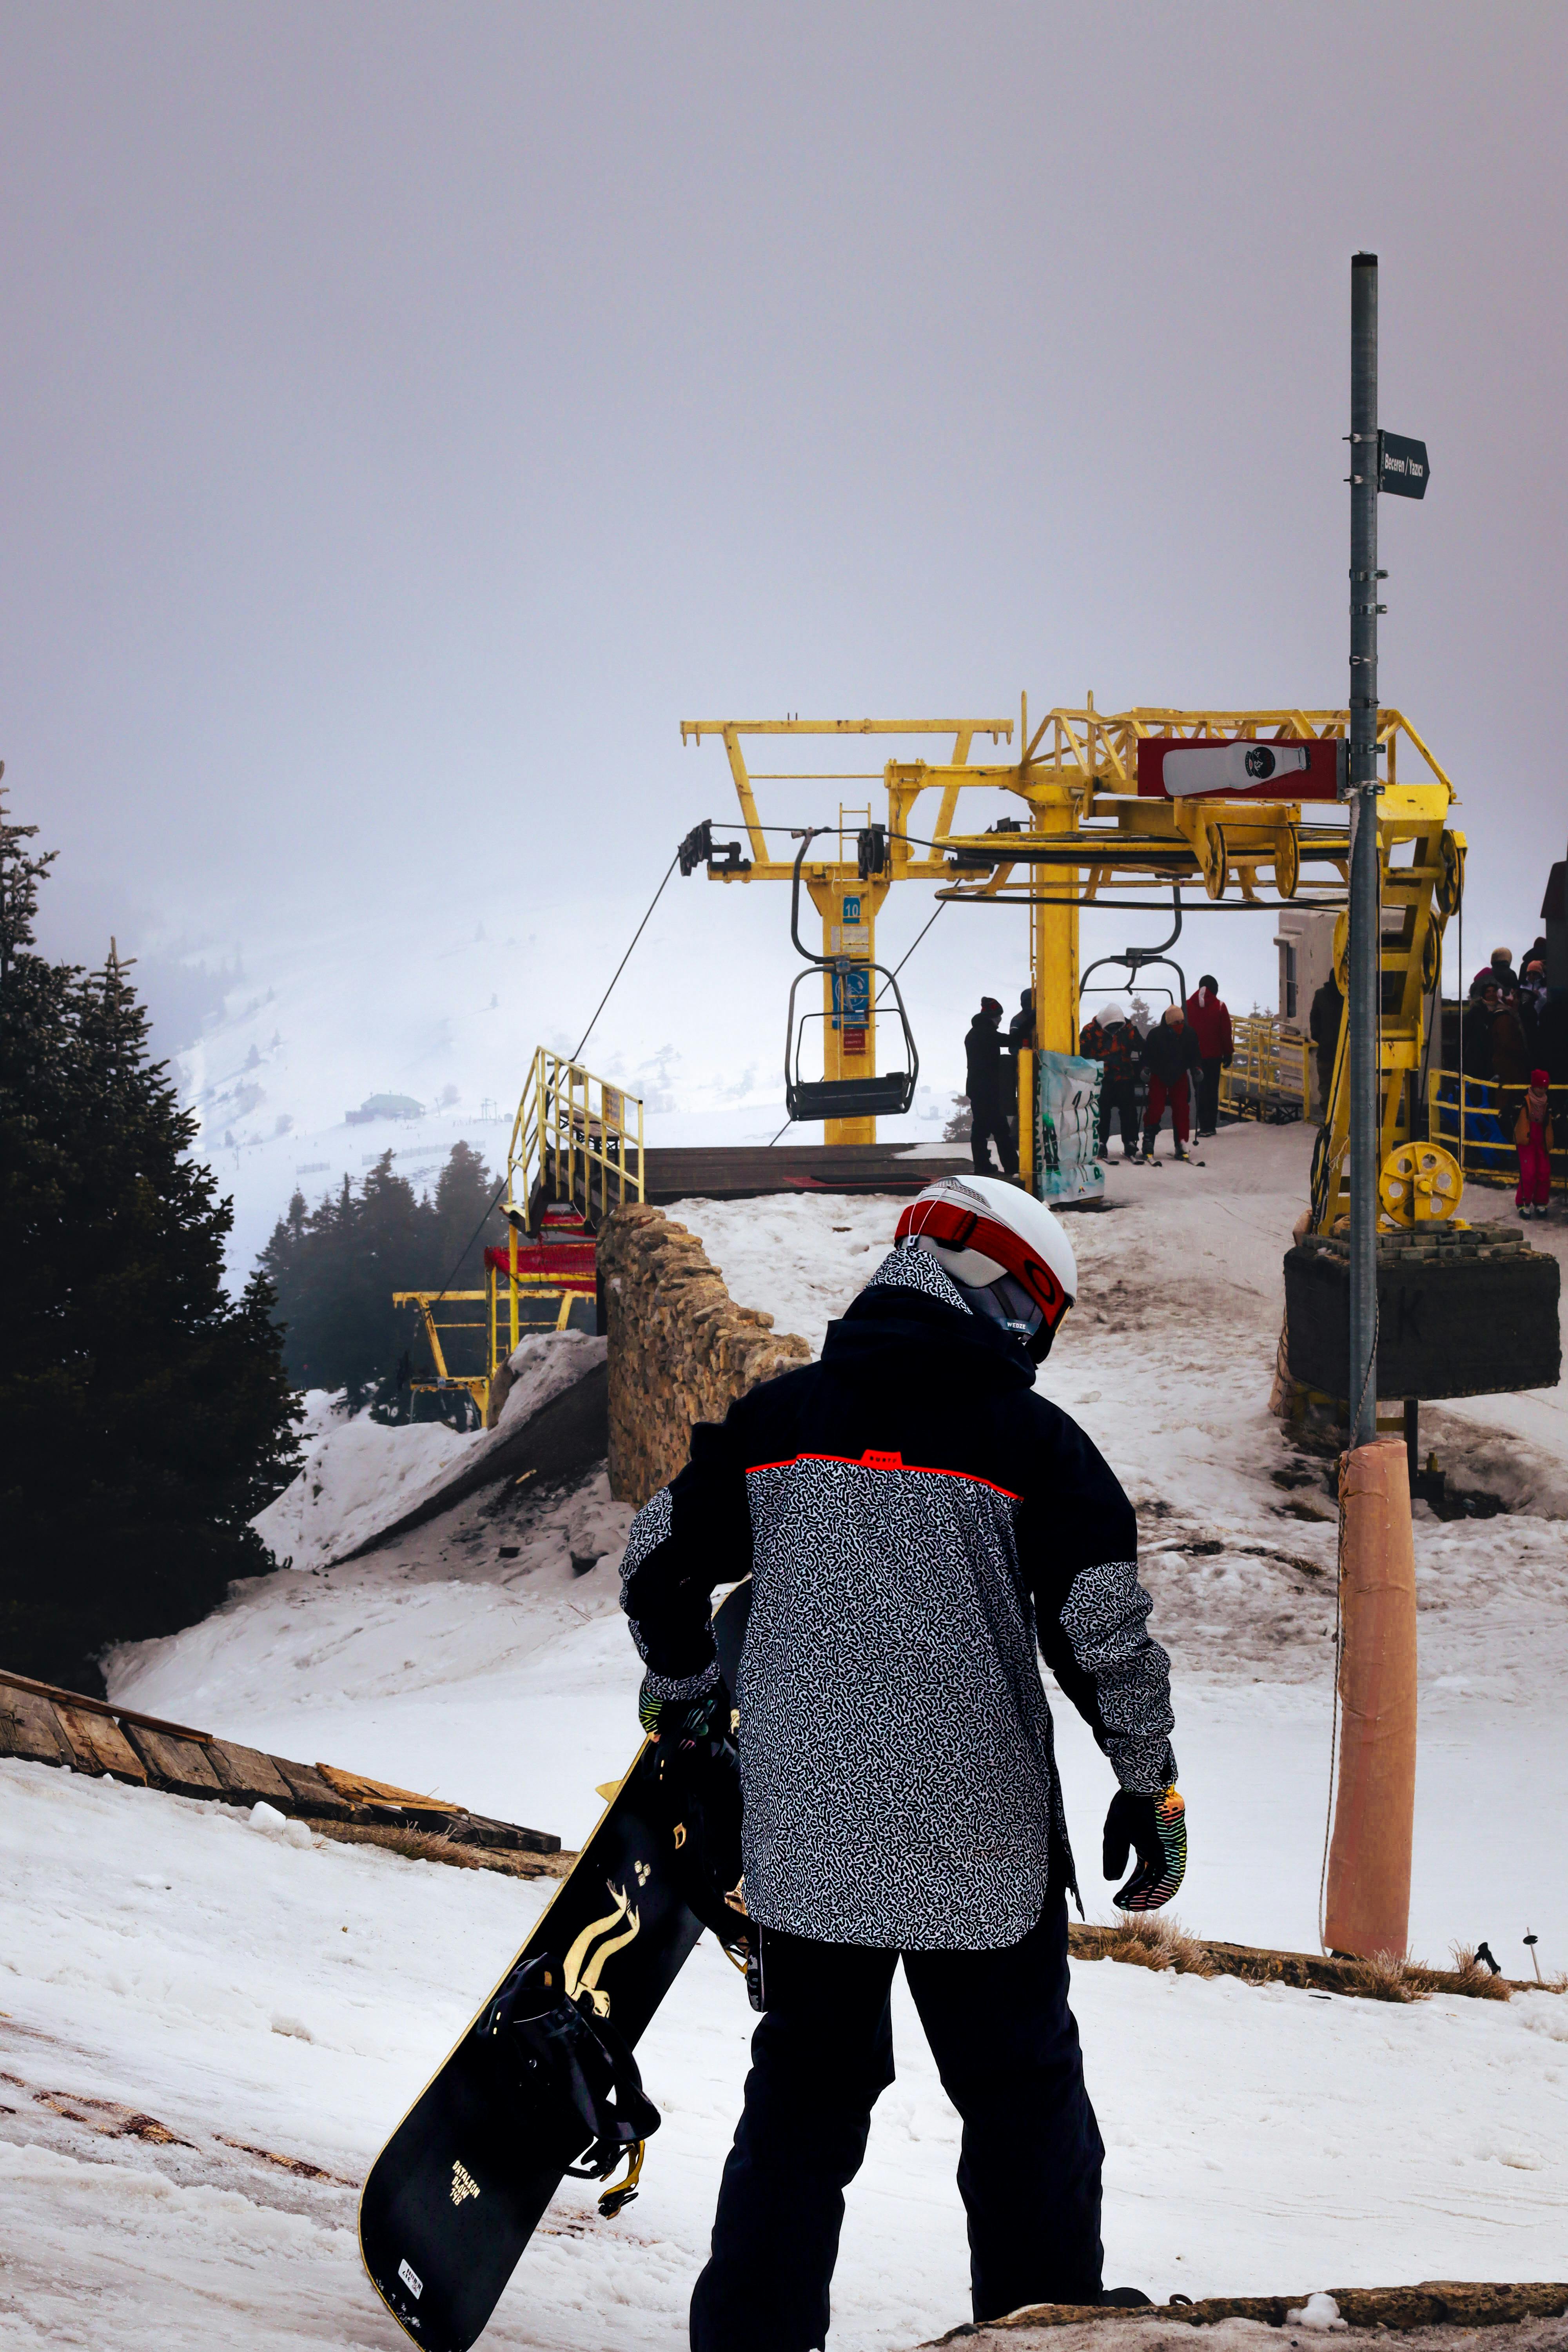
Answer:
[{"xmin": 1034, "ymin": 1051, "xmax": 1104, "ymax": 1205}]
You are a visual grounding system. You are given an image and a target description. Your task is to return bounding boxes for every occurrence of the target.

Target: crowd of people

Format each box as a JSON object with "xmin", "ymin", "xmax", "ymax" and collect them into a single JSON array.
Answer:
[
  {"xmin": 1460, "ymin": 942, "xmax": 1557, "ymax": 1219},
  {"xmin": 1460, "ymin": 943, "xmax": 1551, "ymax": 1085},
  {"xmin": 964, "ymin": 977, "xmax": 1236, "ymax": 1174},
  {"xmin": 965, "ymin": 936, "xmax": 1559, "ymax": 1220},
  {"xmin": 1079, "ymin": 980, "xmax": 1232, "ymax": 1164}
]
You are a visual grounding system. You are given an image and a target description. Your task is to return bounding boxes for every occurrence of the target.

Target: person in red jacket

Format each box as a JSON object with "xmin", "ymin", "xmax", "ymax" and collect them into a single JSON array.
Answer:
[
  {"xmin": 1184, "ymin": 975, "xmax": 1233, "ymax": 1138},
  {"xmin": 1514, "ymin": 1069, "xmax": 1555, "ymax": 1219}
]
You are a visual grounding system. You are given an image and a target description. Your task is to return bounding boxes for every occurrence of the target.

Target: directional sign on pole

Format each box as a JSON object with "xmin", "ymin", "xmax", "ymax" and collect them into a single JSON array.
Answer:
[{"xmin": 1379, "ymin": 430, "xmax": 1430, "ymax": 498}]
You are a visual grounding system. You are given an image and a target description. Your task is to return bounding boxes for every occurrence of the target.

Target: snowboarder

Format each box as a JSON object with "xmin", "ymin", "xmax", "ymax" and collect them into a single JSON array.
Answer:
[
  {"xmin": 963, "ymin": 996, "xmax": 1018, "ymax": 1177},
  {"xmin": 1184, "ymin": 976, "xmax": 1233, "ymax": 1137},
  {"xmin": 621, "ymin": 1174, "xmax": 1185, "ymax": 2350},
  {"xmin": 1140, "ymin": 1005, "xmax": 1202, "ymax": 1161}
]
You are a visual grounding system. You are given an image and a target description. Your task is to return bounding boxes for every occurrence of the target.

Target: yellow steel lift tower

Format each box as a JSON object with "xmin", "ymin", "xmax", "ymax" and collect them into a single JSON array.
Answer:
[{"xmin": 680, "ymin": 702, "xmax": 1462, "ymax": 1232}]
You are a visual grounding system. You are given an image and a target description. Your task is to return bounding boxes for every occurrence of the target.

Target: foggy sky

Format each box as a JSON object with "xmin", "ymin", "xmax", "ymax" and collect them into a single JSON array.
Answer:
[{"xmin": 5, "ymin": 3, "xmax": 1566, "ymax": 1023}]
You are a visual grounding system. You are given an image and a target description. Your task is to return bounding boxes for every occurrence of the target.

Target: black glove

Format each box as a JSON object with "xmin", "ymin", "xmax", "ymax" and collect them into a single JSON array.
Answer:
[
  {"xmin": 1103, "ymin": 1784, "xmax": 1187, "ymax": 1912},
  {"xmin": 640, "ymin": 1682, "xmax": 744, "ymax": 1943}
]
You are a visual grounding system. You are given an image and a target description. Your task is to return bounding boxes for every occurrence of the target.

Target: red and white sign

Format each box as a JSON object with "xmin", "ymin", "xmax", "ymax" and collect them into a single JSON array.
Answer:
[{"xmin": 1136, "ymin": 736, "xmax": 1339, "ymax": 802}]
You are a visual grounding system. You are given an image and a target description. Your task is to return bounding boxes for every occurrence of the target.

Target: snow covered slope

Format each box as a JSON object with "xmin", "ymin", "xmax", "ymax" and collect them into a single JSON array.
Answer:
[
  {"xmin": 252, "ymin": 1332, "xmax": 606, "ymax": 1572},
  {"xmin": 4, "ymin": 1752, "xmax": 1566, "ymax": 2352},
  {"xmin": 115, "ymin": 1457, "xmax": 635, "ymax": 1845},
  {"xmin": 6, "ymin": 1120, "xmax": 1563, "ymax": 2345}
]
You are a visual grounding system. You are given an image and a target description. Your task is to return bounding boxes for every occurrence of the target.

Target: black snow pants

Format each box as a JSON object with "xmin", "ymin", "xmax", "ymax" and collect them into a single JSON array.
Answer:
[
  {"xmin": 1098, "ymin": 1080, "xmax": 1140, "ymax": 1156},
  {"xmin": 689, "ymin": 1896, "xmax": 1104, "ymax": 2352},
  {"xmin": 1196, "ymin": 1057, "xmax": 1223, "ymax": 1134},
  {"xmin": 969, "ymin": 1094, "xmax": 1018, "ymax": 1177}
]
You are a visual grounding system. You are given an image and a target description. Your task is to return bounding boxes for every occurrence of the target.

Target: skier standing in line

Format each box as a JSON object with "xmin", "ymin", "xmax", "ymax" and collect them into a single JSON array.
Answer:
[
  {"xmin": 964, "ymin": 995, "xmax": 1018, "ymax": 1177},
  {"xmin": 1183, "ymin": 975, "xmax": 1233, "ymax": 1139},
  {"xmin": 1139, "ymin": 1004, "xmax": 1202, "ymax": 1162},
  {"xmin": 621, "ymin": 1174, "xmax": 1185, "ymax": 2352},
  {"xmin": 1080, "ymin": 1000, "xmax": 1143, "ymax": 1162}
]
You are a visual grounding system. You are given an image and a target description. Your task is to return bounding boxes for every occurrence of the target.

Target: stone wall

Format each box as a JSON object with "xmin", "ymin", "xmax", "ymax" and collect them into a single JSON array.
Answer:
[{"xmin": 597, "ymin": 1203, "xmax": 811, "ymax": 1505}]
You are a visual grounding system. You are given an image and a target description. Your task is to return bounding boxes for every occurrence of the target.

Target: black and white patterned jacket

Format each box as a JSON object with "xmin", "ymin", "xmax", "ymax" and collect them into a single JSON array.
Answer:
[{"xmin": 620, "ymin": 1243, "xmax": 1175, "ymax": 1952}]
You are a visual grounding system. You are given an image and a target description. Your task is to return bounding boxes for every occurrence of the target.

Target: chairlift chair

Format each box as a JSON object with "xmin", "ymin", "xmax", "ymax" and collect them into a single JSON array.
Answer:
[
  {"xmin": 783, "ymin": 829, "xmax": 920, "ymax": 1124},
  {"xmin": 1079, "ymin": 889, "xmax": 1189, "ymax": 1023}
]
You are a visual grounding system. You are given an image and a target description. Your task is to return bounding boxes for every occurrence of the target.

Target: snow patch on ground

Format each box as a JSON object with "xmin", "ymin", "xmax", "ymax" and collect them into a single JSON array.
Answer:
[
  {"xmin": 252, "ymin": 1331, "xmax": 606, "ymax": 1572},
  {"xmin": 663, "ymin": 1190, "xmax": 906, "ymax": 1357},
  {"xmin": 494, "ymin": 1330, "xmax": 607, "ymax": 1432},
  {"xmin": 252, "ymin": 1415, "xmax": 467, "ymax": 1572}
]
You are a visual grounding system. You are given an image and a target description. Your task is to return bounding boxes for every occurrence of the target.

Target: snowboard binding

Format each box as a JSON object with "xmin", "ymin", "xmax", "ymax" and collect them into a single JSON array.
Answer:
[
  {"xmin": 477, "ymin": 1955, "xmax": 661, "ymax": 2217},
  {"xmin": 649, "ymin": 1697, "xmax": 755, "ymax": 1981}
]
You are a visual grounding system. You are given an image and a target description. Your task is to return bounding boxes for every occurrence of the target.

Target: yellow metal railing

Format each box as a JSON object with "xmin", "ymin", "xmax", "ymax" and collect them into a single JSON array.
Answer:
[
  {"xmin": 1220, "ymin": 1015, "xmax": 1310, "ymax": 1123},
  {"xmin": 487, "ymin": 1258, "xmax": 587, "ymax": 1390},
  {"xmin": 508, "ymin": 1048, "xmax": 645, "ymax": 1233},
  {"xmin": 394, "ymin": 1284, "xmax": 583, "ymax": 1423},
  {"xmin": 1428, "ymin": 1068, "xmax": 1566, "ymax": 1192}
]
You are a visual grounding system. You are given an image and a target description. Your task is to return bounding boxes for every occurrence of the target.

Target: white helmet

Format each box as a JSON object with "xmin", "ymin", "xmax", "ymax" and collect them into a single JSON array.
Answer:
[
  {"xmin": 1095, "ymin": 999, "xmax": 1129, "ymax": 1026},
  {"xmin": 894, "ymin": 1173, "xmax": 1078, "ymax": 1362}
]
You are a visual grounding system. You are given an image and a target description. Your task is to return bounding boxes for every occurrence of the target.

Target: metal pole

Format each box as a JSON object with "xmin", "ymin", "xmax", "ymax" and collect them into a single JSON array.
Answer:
[{"xmin": 1348, "ymin": 252, "xmax": 1380, "ymax": 1446}]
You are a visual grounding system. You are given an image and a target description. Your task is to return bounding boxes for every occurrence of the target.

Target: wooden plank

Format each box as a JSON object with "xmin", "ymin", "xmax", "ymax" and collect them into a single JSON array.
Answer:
[
  {"xmin": 0, "ymin": 1686, "xmax": 75, "ymax": 1768},
  {"xmin": 641, "ymin": 1144, "xmax": 944, "ymax": 1204},
  {"xmin": 122, "ymin": 1723, "xmax": 224, "ymax": 1798},
  {"xmin": 0, "ymin": 1666, "xmax": 210, "ymax": 1742},
  {"xmin": 53, "ymin": 1706, "xmax": 148, "ymax": 1783},
  {"xmin": 449, "ymin": 1811, "xmax": 562, "ymax": 1856},
  {"xmin": 315, "ymin": 1760, "xmax": 453, "ymax": 1814},
  {"xmin": 270, "ymin": 1756, "xmax": 358, "ymax": 1818},
  {"xmin": 203, "ymin": 1739, "xmax": 294, "ymax": 1808}
]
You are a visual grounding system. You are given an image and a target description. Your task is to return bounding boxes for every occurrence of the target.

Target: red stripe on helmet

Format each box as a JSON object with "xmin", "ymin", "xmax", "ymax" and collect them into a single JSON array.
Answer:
[{"xmin": 894, "ymin": 1198, "xmax": 1071, "ymax": 1329}]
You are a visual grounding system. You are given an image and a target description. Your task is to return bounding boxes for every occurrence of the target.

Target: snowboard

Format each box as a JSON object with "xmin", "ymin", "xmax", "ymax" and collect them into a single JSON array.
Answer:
[{"xmin": 359, "ymin": 1578, "xmax": 752, "ymax": 2352}]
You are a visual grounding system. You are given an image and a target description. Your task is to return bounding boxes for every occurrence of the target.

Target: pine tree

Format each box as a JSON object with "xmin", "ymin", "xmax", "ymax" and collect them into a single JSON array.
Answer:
[
  {"xmin": 0, "ymin": 813, "xmax": 299, "ymax": 1692},
  {"xmin": 432, "ymin": 1139, "xmax": 505, "ymax": 1287},
  {"xmin": 258, "ymin": 1142, "xmax": 503, "ymax": 1414},
  {"xmin": 0, "ymin": 784, "xmax": 57, "ymax": 985}
]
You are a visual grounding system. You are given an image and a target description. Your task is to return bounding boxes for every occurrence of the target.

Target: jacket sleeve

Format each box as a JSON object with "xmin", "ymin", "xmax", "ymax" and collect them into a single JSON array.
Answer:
[
  {"xmin": 619, "ymin": 1415, "xmax": 753, "ymax": 1704},
  {"xmin": 1020, "ymin": 1417, "xmax": 1176, "ymax": 1793}
]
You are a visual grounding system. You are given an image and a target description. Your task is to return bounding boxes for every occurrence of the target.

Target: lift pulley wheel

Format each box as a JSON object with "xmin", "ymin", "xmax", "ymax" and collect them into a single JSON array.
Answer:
[
  {"xmin": 1377, "ymin": 1140, "xmax": 1464, "ymax": 1230},
  {"xmin": 1436, "ymin": 831, "xmax": 1465, "ymax": 919}
]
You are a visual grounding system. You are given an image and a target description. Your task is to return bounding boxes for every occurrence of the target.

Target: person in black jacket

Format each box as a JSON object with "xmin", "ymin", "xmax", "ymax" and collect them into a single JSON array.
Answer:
[
  {"xmin": 964, "ymin": 996, "xmax": 1017, "ymax": 1176},
  {"xmin": 1140, "ymin": 1005, "xmax": 1202, "ymax": 1161},
  {"xmin": 622, "ymin": 1174, "xmax": 1183, "ymax": 2350},
  {"xmin": 1080, "ymin": 1000, "xmax": 1143, "ymax": 1161},
  {"xmin": 1308, "ymin": 972, "xmax": 1343, "ymax": 1123},
  {"xmin": 1461, "ymin": 981, "xmax": 1498, "ymax": 1084}
]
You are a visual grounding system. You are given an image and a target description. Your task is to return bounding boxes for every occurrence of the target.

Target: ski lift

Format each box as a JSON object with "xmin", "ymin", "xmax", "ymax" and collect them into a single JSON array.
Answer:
[
  {"xmin": 1079, "ymin": 887, "xmax": 1188, "ymax": 1019},
  {"xmin": 784, "ymin": 828, "xmax": 920, "ymax": 1123}
]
